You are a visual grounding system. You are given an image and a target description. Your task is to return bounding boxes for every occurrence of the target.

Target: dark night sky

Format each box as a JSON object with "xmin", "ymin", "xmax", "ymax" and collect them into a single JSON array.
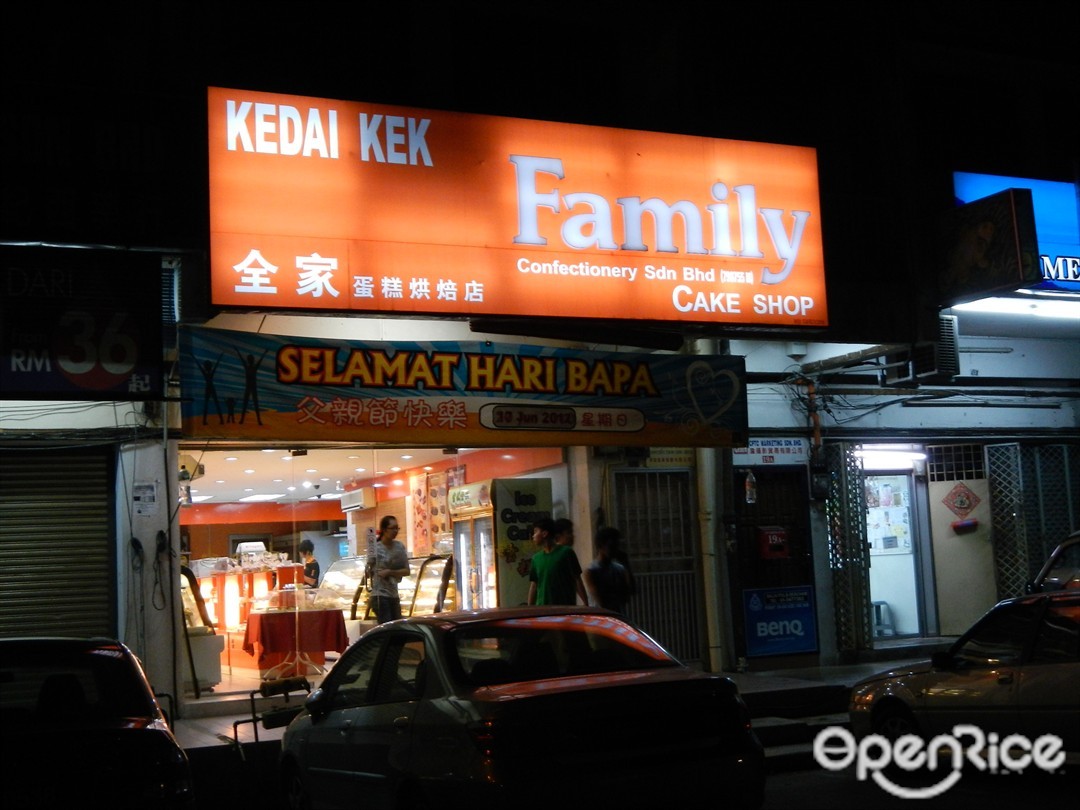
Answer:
[{"xmin": 3, "ymin": 2, "xmax": 1077, "ymax": 343}]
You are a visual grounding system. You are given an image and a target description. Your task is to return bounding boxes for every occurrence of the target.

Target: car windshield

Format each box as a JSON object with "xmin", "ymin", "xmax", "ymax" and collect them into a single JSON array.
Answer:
[{"xmin": 451, "ymin": 614, "xmax": 679, "ymax": 686}]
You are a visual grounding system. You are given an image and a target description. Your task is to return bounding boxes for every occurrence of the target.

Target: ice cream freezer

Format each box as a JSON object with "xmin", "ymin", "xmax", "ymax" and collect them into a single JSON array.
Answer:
[{"xmin": 449, "ymin": 478, "xmax": 552, "ymax": 608}]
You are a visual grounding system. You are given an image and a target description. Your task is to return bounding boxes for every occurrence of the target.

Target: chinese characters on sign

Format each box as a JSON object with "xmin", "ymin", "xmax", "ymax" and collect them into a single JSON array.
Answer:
[
  {"xmin": 231, "ymin": 248, "xmax": 488, "ymax": 307},
  {"xmin": 731, "ymin": 437, "xmax": 809, "ymax": 465}
]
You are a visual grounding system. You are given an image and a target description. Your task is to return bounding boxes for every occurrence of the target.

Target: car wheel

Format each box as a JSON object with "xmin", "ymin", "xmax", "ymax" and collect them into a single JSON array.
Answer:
[
  {"xmin": 872, "ymin": 703, "xmax": 919, "ymax": 740},
  {"xmin": 281, "ymin": 761, "xmax": 311, "ymax": 810}
]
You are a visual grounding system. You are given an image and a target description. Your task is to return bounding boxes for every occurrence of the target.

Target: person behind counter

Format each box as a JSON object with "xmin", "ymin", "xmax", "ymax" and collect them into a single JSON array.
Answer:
[{"xmin": 299, "ymin": 538, "xmax": 320, "ymax": 587}]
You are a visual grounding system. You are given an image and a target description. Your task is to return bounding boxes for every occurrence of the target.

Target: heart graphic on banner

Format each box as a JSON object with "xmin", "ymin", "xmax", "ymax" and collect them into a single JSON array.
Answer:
[{"xmin": 685, "ymin": 361, "xmax": 740, "ymax": 427}]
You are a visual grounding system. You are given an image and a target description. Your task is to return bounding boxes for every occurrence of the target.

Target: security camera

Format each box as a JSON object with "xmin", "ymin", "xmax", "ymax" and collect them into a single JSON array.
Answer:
[{"xmin": 313, "ymin": 484, "xmax": 320, "ymax": 490}]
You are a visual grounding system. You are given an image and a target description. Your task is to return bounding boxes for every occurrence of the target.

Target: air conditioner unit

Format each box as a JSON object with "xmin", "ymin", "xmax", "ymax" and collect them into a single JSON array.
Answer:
[
  {"xmin": 340, "ymin": 486, "xmax": 376, "ymax": 512},
  {"xmin": 882, "ymin": 315, "xmax": 960, "ymax": 385}
]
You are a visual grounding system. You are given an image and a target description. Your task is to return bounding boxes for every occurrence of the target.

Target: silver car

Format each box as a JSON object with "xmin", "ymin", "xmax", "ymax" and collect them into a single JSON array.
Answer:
[
  {"xmin": 280, "ymin": 606, "xmax": 765, "ymax": 810},
  {"xmin": 849, "ymin": 590, "xmax": 1080, "ymax": 761},
  {"xmin": 1026, "ymin": 530, "xmax": 1080, "ymax": 593}
]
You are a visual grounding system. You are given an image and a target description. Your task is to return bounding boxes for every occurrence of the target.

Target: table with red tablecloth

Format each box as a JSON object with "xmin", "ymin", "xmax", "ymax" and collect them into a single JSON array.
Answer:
[{"xmin": 242, "ymin": 609, "xmax": 349, "ymax": 677}]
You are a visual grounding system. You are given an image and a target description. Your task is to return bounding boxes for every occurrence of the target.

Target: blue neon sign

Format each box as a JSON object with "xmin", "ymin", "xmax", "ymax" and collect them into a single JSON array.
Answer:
[{"xmin": 954, "ymin": 172, "xmax": 1079, "ymax": 293}]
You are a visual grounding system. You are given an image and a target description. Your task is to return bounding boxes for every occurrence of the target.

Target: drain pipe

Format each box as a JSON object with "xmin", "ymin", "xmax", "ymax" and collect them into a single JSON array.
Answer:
[{"xmin": 695, "ymin": 338, "xmax": 731, "ymax": 672}]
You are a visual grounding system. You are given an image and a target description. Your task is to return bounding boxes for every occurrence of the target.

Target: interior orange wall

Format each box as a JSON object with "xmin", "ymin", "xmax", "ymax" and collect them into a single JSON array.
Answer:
[
  {"xmin": 178, "ymin": 447, "xmax": 564, "ymax": 553},
  {"xmin": 182, "ymin": 519, "xmax": 332, "ymax": 560}
]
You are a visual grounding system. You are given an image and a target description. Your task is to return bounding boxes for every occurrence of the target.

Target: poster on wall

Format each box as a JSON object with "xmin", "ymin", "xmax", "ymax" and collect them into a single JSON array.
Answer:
[
  {"xmin": 742, "ymin": 585, "xmax": 818, "ymax": 657},
  {"xmin": 179, "ymin": 325, "xmax": 749, "ymax": 448},
  {"xmin": 0, "ymin": 245, "xmax": 164, "ymax": 400},
  {"xmin": 409, "ymin": 473, "xmax": 431, "ymax": 557},
  {"xmin": 208, "ymin": 87, "xmax": 827, "ymax": 330},
  {"xmin": 865, "ymin": 474, "xmax": 913, "ymax": 556}
]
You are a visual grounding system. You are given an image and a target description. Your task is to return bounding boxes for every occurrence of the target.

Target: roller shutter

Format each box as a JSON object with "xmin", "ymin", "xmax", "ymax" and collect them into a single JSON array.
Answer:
[{"xmin": 0, "ymin": 448, "xmax": 114, "ymax": 637}]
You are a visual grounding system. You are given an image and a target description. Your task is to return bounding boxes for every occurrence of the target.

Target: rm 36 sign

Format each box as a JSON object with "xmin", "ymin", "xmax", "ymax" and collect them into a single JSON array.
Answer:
[{"xmin": 1, "ymin": 246, "xmax": 163, "ymax": 399}]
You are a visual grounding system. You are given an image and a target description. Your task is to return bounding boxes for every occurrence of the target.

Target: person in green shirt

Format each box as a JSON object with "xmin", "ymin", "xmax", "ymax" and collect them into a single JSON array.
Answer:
[{"xmin": 527, "ymin": 517, "xmax": 587, "ymax": 606}]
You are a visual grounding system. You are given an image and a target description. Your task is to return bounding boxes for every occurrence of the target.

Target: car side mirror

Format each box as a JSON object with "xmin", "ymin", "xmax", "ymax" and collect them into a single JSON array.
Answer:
[
  {"xmin": 931, "ymin": 650, "xmax": 953, "ymax": 670},
  {"xmin": 304, "ymin": 687, "xmax": 330, "ymax": 718}
]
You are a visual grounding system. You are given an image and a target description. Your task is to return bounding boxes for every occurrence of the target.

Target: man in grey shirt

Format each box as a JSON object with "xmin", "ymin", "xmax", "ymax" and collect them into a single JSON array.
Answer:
[{"xmin": 369, "ymin": 515, "xmax": 410, "ymax": 623}]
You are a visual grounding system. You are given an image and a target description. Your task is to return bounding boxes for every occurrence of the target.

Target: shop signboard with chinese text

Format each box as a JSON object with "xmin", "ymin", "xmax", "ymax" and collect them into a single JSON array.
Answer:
[
  {"xmin": 732, "ymin": 437, "xmax": 809, "ymax": 466},
  {"xmin": 179, "ymin": 326, "xmax": 748, "ymax": 448},
  {"xmin": 208, "ymin": 88, "xmax": 827, "ymax": 329}
]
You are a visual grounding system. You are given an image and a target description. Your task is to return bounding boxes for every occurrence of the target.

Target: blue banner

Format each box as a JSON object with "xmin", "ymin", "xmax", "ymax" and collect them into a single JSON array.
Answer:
[{"xmin": 743, "ymin": 585, "xmax": 818, "ymax": 657}]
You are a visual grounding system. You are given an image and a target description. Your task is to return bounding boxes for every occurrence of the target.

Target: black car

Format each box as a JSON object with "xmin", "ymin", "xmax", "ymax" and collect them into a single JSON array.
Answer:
[
  {"xmin": 280, "ymin": 606, "xmax": 765, "ymax": 810},
  {"xmin": 0, "ymin": 637, "xmax": 196, "ymax": 809}
]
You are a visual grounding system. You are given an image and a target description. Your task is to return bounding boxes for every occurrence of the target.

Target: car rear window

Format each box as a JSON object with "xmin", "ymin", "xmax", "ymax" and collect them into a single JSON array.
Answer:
[
  {"xmin": 0, "ymin": 645, "xmax": 155, "ymax": 724},
  {"xmin": 451, "ymin": 614, "xmax": 677, "ymax": 686}
]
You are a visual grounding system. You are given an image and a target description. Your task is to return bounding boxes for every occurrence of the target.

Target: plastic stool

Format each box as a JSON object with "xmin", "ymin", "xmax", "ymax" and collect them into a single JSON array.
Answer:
[{"xmin": 872, "ymin": 601, "xmax": 895, "ymax": 637}]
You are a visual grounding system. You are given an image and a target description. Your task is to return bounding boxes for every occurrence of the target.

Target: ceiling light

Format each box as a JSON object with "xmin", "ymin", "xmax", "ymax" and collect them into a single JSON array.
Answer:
[
  {"xmin": 952, "ymin": 296, "xmax": 1078, "ymax": 318},
  {"xmin": 240, "ymin": 493, "xmax": 286, "ymax": 502},
  {"xmin": 401, "ymin": 454, "xmax": 413, "ymax": 460},
  {"xmin": 191, "ymin": 495, "xmax": 213, "ymax": 502},
  {"xmin": 244, "ymin": 469, "xmax": 255, "ymax": 474},
  {"xmin": 225, "ymin": 456, "xmax": 238, "ymax": 462}
]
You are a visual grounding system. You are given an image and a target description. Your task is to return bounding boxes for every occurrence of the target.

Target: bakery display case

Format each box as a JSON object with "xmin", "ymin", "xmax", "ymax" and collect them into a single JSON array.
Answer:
[
  {"xmin": 179, "ymin": 566, "xmax": 224, "ymax": 694},
  {"xmin": 319, "ymin": 555, "xmax": 370, "ymax": 619},
  {"xmin": 405, "ymin": 554, "xmax": 456, "ymax": 615}
]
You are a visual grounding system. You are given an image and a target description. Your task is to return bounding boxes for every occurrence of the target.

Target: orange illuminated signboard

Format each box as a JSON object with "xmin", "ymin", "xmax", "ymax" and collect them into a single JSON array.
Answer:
[{"xmin": 208, "ymin": 87, "xmax": 828, "ymax": 328}]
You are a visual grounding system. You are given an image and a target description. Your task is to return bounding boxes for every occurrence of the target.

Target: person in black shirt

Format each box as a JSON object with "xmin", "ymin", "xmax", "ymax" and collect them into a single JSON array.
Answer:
[{"xmin": 299, "ymin": 538, "xmax": 320, "ymax": 587}]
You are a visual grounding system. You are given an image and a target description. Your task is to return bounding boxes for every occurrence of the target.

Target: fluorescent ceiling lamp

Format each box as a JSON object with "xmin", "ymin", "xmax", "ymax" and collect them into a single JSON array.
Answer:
[
  {"xmin": 952, "ymin": 296, "xmax": 1079, "ymax": 318},
  {"xmin": 239, "ymin": 493, "xmax": 286, "ymax": 502},
  {"xmin": 855, "ymin": 450, "xmax": 926, "ymax": 470}
]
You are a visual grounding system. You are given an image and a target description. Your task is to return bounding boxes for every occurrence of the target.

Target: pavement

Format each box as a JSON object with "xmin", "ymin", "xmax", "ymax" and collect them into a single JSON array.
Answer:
[{"xmin": 172, "ymin": 643, "xmax": 944, "ymax": 804}]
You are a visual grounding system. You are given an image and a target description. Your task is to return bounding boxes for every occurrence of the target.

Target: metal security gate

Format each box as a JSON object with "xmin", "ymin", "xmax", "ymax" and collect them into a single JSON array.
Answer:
[
  {"xmin": 986, "ymin": 442, "xmax": 1080, "ymax": 599},
  {"xmin": 0, "ymin": 447, "xmax": 115, "ymax": 637},
  {"xmin": 610, "ymin": 468, "xmax": 703, "ymax": 663},
  {"xmin": 824, "ymin": 442, "xmax": 872, "ymax": 660}
]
